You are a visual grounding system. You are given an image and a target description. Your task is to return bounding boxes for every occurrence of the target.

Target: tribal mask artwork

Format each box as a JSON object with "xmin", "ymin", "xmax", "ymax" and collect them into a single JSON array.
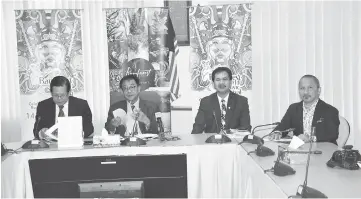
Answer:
[
  {"xmin": 189, "ymin": 4, "xmax": 252, "ymax": 94},
  {"xmin": 15, "ymin": 10, "xmax": 84, "ymax": 94}
]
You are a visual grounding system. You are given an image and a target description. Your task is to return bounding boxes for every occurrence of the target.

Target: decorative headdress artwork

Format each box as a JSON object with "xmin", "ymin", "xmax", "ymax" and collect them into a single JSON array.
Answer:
[
  {"xmin": 189, "ymin": 4, "xmax": 252, "ymax": 93},
  {"xmin": 15, "ymin": 9, "xmax": 84, "ymax": 94},
  {"xmin": 107, "ymin": 8, "xmax": 176, "ymax": 93}
]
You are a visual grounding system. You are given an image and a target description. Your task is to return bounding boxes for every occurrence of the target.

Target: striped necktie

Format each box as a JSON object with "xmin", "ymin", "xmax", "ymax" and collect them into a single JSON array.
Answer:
[
  {"xmin": 58, "ymin": 105, "xmax": 65, "ymax": 117},
  {"xmin": 221, "ymin": 99, "xmax": 226, "ymax": 130},
  {"xmin": 131, "ymin": 104, "xmax": 138, "ymax": 135}
]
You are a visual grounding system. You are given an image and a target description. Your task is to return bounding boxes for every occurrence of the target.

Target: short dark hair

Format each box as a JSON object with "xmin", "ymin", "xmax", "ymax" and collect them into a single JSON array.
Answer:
[
  {"xmin": 300, "ymin": 75, "xmax": 320, "ymax": 88},
  {"xmin": 119, "ymin": 74, "xmax": 140, "ymax": 89},
  {"xmin": 211, "ymin": 67, "xmax": 233, "ymax": 81},
  {"xmin": 50, "ymin": 76, "xmax": 71, "ymax": 92}
]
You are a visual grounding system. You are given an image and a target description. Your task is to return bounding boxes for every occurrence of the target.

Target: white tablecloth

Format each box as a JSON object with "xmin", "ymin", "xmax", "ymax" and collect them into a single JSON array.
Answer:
[{"xmin": 1, "ymin": 134, "xmax": 287, "ymax": 198}]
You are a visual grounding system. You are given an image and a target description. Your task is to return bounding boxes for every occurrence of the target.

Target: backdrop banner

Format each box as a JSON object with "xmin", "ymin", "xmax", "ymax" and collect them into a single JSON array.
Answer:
[
  {"xmin": 106, "ymin": 8, "xmax": 180, "ymax": 132},
  {"xmin": 188, "ymin": 4, "xmax": 252, "ymax": 119},
  {"xmin": 15, "ymin": 9, "xmax": 84, "ymax": 141}
]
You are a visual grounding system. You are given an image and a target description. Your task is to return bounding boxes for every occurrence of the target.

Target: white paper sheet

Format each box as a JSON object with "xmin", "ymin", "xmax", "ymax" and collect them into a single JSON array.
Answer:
[
  {"xmin": 113, "ymin": 108, "xmax": 127, "ymax": 119},
  {"xmin": 44, "ymin": 123, "xmax": 59, "ymax": 140},
  {"xmin": 57, "ymin": 116, "xmax": 83, "ymax": 148},
  {"xmin": 288, "ymin": 136, "xmax": 305, "ymax": 149}
]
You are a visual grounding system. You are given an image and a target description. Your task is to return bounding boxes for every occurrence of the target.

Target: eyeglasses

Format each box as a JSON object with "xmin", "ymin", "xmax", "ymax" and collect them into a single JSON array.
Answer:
[
  {"xmin": 122, "ymin": 85, "xmax": 137, "ymax": 92},
  {"xmin": 52, "ymin": 94, "xmax": 68, "ymax": 99}
]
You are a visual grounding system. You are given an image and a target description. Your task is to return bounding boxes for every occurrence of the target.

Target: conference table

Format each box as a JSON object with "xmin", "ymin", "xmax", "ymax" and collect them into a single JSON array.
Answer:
[{"xmin": 2, "ymin": 134, "xmax": 361, "ymax": 198}]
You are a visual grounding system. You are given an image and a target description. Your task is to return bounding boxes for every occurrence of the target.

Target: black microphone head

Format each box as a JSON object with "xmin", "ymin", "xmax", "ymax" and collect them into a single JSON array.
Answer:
[
  {"xmin": 273, "ymin": 161, "xmax": 296, "ymax": 176},
  {"xmin": 242, "ymin": 135, "xmax": 264, "ymax": 145},
  {"xmin": 256, "ymin": 145, "xmax": 275, "ymax": 157},
  {"xmin": 296, "ymin": 185, "xmax": 328, "ymax": 198}
]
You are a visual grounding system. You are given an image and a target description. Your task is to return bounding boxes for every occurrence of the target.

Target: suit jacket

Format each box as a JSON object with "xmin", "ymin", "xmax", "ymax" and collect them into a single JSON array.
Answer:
[
  {"xmin": 274, "ymin": 99, "xmax": 340, "ymax": 145},
  {"xmin": 105, "ymin": 99, "xmax": 159, "ymax": 136},
  {"xmin": 192, "ymin": 92, "xmax": 251, "ymax": 134},
  {"xmin": 33, "ymin": 96, "xmax": 94, "ymax": 139}
]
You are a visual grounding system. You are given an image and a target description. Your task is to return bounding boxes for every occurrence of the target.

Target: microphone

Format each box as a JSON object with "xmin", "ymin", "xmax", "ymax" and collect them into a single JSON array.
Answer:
[
  {"xmin": 205, "ymin": 111, "xmax": 231, "ymax": 144},
  {"xmin": 264, "ymin": 155, "xmax": 296, "ymax": 177},
  {"xmin": 292, "ymin": 126, "xmax": 327, "ymax": 198},
  {"xmin": 34, "ymin": 116, "xmax": 42, "ymax": 139},
  {"xmin": 121, "ymin": 108, "xmax": 146, "ymax": 146},
  {"xmin": 213, "ymin": 111, "xmax": 220, "ymax": 133},
  {"xmin": 22, "ymin": 116, "xmax": 49, "ymax": 150},
  {"xmin": 261, "ymin": 128, "xmax": 295, "ymax": 139},
  {"xmin": 242, "ymin": 122, "xmax": 280, "ymax": 145},
  {"xmin": 247, "ymin": 144, "xmax": 275, "ymax": 157}
]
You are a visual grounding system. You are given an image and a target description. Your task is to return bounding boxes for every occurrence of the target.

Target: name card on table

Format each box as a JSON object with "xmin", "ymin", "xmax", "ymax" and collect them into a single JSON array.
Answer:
[{"xmin": 215, "ymin": 134, "xmax": 222, "ymax": 139}]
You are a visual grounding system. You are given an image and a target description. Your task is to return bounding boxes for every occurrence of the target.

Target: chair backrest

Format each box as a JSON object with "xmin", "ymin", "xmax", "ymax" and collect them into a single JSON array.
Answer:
[{"xmin": 337, "ymin": 115, "xmax": 350, "ymax": 147}]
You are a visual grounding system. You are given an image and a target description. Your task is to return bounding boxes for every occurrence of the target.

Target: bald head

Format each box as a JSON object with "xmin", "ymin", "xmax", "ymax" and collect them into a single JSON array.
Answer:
[{"xmin": 298, "ymin": 75, "xmax": 321, "ymax": 105}]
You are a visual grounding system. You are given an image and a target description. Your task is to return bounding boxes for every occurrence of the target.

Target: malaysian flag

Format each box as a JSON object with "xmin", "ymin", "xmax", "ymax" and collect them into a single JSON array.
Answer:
[{"xmin": 165, "ymin": 13, "xmax": 180, "ymax": 102}]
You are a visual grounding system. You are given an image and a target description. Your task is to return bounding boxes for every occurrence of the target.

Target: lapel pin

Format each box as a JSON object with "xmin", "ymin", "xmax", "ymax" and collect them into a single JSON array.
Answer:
[{"xmin": 317, "ymin": 118, "xmax": 324, "ymax": 123}]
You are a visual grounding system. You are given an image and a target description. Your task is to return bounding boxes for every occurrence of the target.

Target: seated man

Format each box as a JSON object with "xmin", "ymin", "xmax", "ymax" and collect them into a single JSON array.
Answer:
[
  {"xmin": 105, "ymin": 74, "xmax": 158, "ymax": 136},
  {"xmin": 272, "ymin": 75, "xmax": 340, "ymax": 145},
  {"xmin": 191, "ymin": 67, "xmax": 251, "ymax": 134},
  {"xmin": 33, "ymin": 76, "xmax": 94, "ymax": 140}
]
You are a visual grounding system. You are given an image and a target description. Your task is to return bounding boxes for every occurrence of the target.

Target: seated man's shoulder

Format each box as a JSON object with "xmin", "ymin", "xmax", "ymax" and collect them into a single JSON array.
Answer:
[
  {"xmin": 70, "ymin": 96, "xmax": 87, "ymax": 103},
  {"xmin": 289, "ymin": 101, "xmax": 302, "ymax": 109},
  {"xmin": 232, "ymin": 92, "xmax": 248, "ymax": 102},
  {"xmin": 320, "ymin": 100, "xmax": 339, "ymax": 113},
  {"xmin": 38, "ymin": 97, "xmax": 53, "ymax": 106},
  {"xmin": 109, "ymin": 100, "xmax": 126, "ymax": 110},
  {"xmin": 142, "ymin": 99, "xmax": 158, "ymax": 109}
]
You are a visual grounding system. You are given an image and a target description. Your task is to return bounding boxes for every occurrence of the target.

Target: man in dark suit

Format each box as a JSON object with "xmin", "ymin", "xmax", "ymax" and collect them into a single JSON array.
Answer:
[
  {"xmin": 105, "ymin": 75, "xmax": 158, "ymax": 136},
  {"xmin": 192, "ymin": 67, "xmax": 251, "ymax": 134},
  {"xmin": 33, "ymin": 76, "xmax": 94, "ymax": 140},
  {"xmin": 272, "ymin": 75, "xmax": 340, "ymax": 145}
]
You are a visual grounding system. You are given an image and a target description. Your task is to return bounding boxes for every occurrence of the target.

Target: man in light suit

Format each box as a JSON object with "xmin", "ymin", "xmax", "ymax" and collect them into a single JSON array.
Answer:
[
  {"xmin": 192, "ymin": 67, "xmax": 251, "ymax": 134},
  {"xmin": 271, "ymin": 75, "xmax": 340, "ymax": 145},
  {"xmin": 105, "ymin": 75, "xmax": 159, "ymax": 136},
  {"xmin": 33, "ymin": 76, "xmax": 94, "ymax": 140}
]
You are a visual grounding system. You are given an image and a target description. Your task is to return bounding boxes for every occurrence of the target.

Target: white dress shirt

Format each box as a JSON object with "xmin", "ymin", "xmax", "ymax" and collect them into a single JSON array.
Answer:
[
  {"xmin": 125, "ymin": 99, "xmax": 142, "ymax": 136},
  {"xmin": 55, "ymin": 101, "xmax": 69, "ymax": 122},
  {"xmin": 217, "ymin": 93, "xmax": 229, "ymax": 111}
]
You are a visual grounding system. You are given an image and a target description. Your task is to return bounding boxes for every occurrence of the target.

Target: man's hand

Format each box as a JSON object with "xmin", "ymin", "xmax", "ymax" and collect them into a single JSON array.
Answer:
[
  {"xmin": 111, "ymin": 117, "xmax": 123, "ymax": 127},
  {"xmin": 269, "ymin": 130, "xmax": 282, "ymax": 141},
  {"xmin": 135, "ymin": 110, "xmax": 150, "ymax": 127},
  {"xmin": 297, "ymin": 134, "xmax": 310, "ymax": 142}
]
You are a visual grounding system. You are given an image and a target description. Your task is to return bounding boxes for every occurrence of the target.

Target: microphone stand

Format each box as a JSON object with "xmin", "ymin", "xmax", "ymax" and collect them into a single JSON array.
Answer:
[
  {"xmin": 205, "ymin": 112, "xmax": 231, "ymax": 144},
  {"xmin": 292, "ymin": 127, "xmax": 327, "ymax": 198},
  {"xmin": 121, "ymin": 113, "xmax": 146, "ymax": 146},
  {"xmin": 242, "ymin": 122, "xmax": 280, "ymax": 145},
  {"xmin": 22, "ymin": 116, "xmax": 49, "ymax": 150}
]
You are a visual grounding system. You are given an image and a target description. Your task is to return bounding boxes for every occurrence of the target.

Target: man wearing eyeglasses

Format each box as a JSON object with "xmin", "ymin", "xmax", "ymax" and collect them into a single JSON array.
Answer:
[
  {"xmin": 33, "ymin": 76, "xmax": 94, "ymax": 140},
  {"xmin": 105, "ymin": 74, "xmax": 158, "ymax": 136}
]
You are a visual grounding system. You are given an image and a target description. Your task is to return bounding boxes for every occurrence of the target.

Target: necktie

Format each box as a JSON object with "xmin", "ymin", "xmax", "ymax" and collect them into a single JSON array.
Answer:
[
  {"xmin": 58, "ymin": 105, "xmax": 65, "ymax": 117},
  {"xmin": 131, "ymin": 104, "xmax": 138, "ymax": 135},
  {"xmin": 221, "ymin": 99, "xmax": 227, "ymax": 131},
  {"xmin": 54, "ymin": 105, "xmax": 64, "ymax": 137}
]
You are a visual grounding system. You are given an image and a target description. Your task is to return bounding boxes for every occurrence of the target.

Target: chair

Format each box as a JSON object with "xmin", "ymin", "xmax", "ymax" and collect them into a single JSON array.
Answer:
[{"xmin": 337, "ymin": 115, "xmax": 350, "ymax": 147}]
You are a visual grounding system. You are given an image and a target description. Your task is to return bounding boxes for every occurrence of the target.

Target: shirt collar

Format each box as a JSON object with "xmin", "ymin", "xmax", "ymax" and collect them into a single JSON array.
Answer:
[
  {"xmin": 127, "ymin": 98, "xmax": 139, "ymax": 108},
  {"xmin": 217, "ymin": 93, "xmax": 229, "ymax": 103},
  {"xmin": 303, "ymin": 99, "xmax": 319, "ymax": 110}
]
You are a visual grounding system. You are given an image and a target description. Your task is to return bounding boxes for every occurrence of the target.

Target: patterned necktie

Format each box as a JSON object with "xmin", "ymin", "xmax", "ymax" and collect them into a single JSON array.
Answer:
[
  {"xmin": 131, "ymin": 104, "xmax": 138, "ymax": 135},
  {"xmin": 58, "ymin": 105, "xmax": 65, "ymax": 117},
  {"xmin": 220, "ymin": 99, "xmax": 227, "ymax": 130}
]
